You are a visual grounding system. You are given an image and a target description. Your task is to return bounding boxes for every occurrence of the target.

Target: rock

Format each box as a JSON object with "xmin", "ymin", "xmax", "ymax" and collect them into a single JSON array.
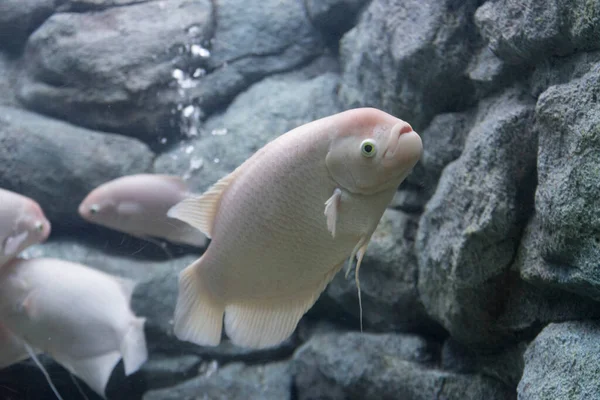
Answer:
[
  {"xmin": 518, "ymin": 321, "xmax": 600, "ymax": 399},
  {"xmin": 416, "ymin": 87, "xmax": 537, "ymax": 347},
  {"xmin": 143, "ymin": 361, "xmax": 292, "ymax": 400},
  {"xmin": 304, "ymin": 0, "xmax": 369, "ymax": 39},
  {"xmin": 475, "ymin": 0, "xmax": 600, "ymax": 65},
  {"xmin": 0, "ymin": 106, "xmax": 154, "ymax": 229},
  {"xmin": 441, "ymin": 338, "xmax": 527, "ymax": 388},
  {"xmin": 324, "ymin": 209, "xmax": 438, "ymax": 333},
  {"xmin": 17, "ymin": 0, "xmax": 214, "ymax": 143},
  {"xmin": 139, "ymin": 354, "xmax": 202, "ymax": 391},
  {"xmin": 0, "ymin": 54, "xmax": 19, "ymax": 107},
  {"xmin": 0, "ymin": 0, "xmax": 55, "ymax": 53},
  {"xmin": 57, "ymin": 0, "xmax": 153, "ymax": 12},
  {"xmin": 395, "ymin": 111, "xmax": 472, "ymax": 212},
  {"xmin": 154, "ymin": 72, "xmax": 342, "ymax": 193},
  {"xmin": 518, "ymin": 63, "xmax": 600, "ymax": 301},
  {"xmin": 182, "ymin": 0, "xmax": 325, "ymax": 116},
  {"xmin": 293, "ymin": 332, "xmax": 513, "ymax": 400},
  {"xmin": 529, "ymin": 50, "xmax": 600, "ymax": 97},
  {"xmin": 339, "ymin": 0, "xmax": 480, "ymax": 131}
]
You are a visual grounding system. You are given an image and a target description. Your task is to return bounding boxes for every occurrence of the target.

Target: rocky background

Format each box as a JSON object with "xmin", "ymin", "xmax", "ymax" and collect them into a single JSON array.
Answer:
[{"xmin": 0, "ymin": 0, "xmax": 599, "ymax": 399}]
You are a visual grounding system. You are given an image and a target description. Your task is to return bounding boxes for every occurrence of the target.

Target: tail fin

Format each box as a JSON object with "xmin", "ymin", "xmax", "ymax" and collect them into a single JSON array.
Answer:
[
  {"xmin": 120, "ymin": 317, "xmax": 148, "ymax": 375},
  {"xmin": 173, "ymin": 258, "xmax": 224, "ymax": 346}
]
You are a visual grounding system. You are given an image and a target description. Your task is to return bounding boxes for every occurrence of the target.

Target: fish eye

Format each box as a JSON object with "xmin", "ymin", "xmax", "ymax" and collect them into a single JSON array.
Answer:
[
  {"xmin": 35, "ymin": 222, "xmax": 44, "ymax": 232},
  {"xmin": 90, "ymin": 204, "xmax": 100, "ymax": 215},
  {"xmin": 360, "ymin": 139, "xmax": 377, "ymax": 158}
]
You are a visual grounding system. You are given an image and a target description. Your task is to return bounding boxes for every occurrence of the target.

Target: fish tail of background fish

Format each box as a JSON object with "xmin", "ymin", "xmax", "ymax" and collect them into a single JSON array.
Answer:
[
  {"xmin": 120, "ymin": 317, "xmax": 148, "ymax": 375},
  {"xmin": 174, "ymin": 257, "xmax": 224, "ymax": 346}
]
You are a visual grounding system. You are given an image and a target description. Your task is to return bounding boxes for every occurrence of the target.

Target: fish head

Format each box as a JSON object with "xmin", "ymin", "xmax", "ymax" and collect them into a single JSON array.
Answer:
[
  {"xmin": 325, "ymin": 109, "xmax": 423, "ymax": 195},
  {"xmin": 78, "ymin": 189, "xmax": 118, "ymax": 224},
  {"xmin": 20, "ymin": 200, "xmax": 51, "ymax": 244}
]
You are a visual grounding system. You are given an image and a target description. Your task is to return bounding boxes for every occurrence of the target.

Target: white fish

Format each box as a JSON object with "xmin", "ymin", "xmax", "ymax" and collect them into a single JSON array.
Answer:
[
  {"xmin": 78, "ymin": 174, "xmax": 207, "ymax": 248},
  {"xmin": 0, "ymin": 257, "xmax": 148, "ymax": 397},
  {"xmin": 168, "ymin": 108, "xmax": 423, "ymax": 349},
  {"xmin": 0, "ymin": 188, "xmax": 51, "ymax": 267}
]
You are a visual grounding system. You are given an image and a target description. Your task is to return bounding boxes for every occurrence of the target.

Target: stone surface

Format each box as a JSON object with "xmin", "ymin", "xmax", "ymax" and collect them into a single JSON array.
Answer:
[
  {"xmin": 518, "ymin": 63, "xmax": 600, "ymax": 301},
  {"xmin": 0, "ymin": 0, "xmax": 55, "ymax": 53},
  {"xmin": 416, "ymin": 87, "xmax": 537, "ymax": 347},
  {"xmin": 324, "ymin": 209, "xmax": 437, "ymax": 333},
  {"xmin": 0, "ymin": 54, "xmax": 19, "ymax": 107},
  {"xmin": 518, "ymin": 321, "xmax": 600, "ymax": 399},
  {"xmin": 181, "ymin": 0, "xmax": 325, "ymax": 119},
  {"xmin": 143, "ymin": 361, "xmax": 292, "ymax": 400},
  {"xmin": 293, "ymin": 332, "xmax": 513, "ymax": 400},
  {"xmin": 17, "ymin": 0, "xmax": 215, "ymax": 143},
  {"xmin": 155, "ymin": 72, "xmax": 342, "ymax": 193},
  {"xmin": 0, "ymin": 106, "xmax": 154, "ymax": 229},
  {"xmin": 304, "ymin": 0, "xmax": 369, "ymax": 38},
  {"xmin": 475, "ymin": 0, "xmax": 600, "ymax": 65},
  {"xmin": 339, "ymin": 0, "xmax": 480, "ymax": 131}
]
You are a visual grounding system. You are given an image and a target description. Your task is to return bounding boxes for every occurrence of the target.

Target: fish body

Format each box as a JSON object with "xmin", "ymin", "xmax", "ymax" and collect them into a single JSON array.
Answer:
[
  {"xmin": 78, "ymin": 174, "xmax": 207, "ymax": 247},
  {"xmin": 169, "ymin": 108, "xmax": 423, "ymax": 349},
  {"xmin": 0, "ymin": 320, "xmax": 29, "ymax": 369},
  {"xmin": 0, "ymin": 257, "xmax": 147, "ymax": 397},
  {"xmin": 0, "ymin": 188, "xmax": 51, "ymax": 267}
]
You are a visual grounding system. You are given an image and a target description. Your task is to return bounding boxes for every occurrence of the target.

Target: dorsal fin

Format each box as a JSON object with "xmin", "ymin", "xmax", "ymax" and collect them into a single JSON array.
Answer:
[{"xmin": 167, "ymin": 169, "xmax": 240, "ymax": 239}]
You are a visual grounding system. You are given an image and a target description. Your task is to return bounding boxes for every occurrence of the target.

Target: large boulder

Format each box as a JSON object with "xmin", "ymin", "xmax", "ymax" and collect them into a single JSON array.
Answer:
[
  {"xmin": 17, "ymin": 0, "xmax": 215, "ymax": 143},
  {"xmin": 293, "ymin": 332, "xmax": 514, "ymax": 400},
  {"xmin": 143, "ymin": 361, "xmax": 292, "ymax": 400},
  {"xmin": 475, "ymin": 0, "xmax": 600, "ymax": 65},
  {"xmin": 416, "ymin": 87, "xmax": 537, "ymax": 347},
  {"xmin": 0, "ymin": 107, "xmax": 154, "ymax": 229},
  {"xmin": 518, "ymin": 321, "xmax": 600, "ymax": 399},
  {"xmin": 518, "ymin": 63, "xmax": 600, "ymax": 301},
  {"xmin": 339, "ymin": 0, "xmax": 480, "ymax": 131}
]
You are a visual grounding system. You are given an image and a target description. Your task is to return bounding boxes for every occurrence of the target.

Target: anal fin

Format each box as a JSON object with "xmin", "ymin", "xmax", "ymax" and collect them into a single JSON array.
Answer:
[
  {"xmin": 173, "ymin": 258, "xmax": 225, "ymax": 346},
  {"xmin": 224, "ymin": 261, "xmax": 345, "ymax": 349},
  {"xmin": 119, "ymin": 317, "xmax": 147, "ymax": 375}
]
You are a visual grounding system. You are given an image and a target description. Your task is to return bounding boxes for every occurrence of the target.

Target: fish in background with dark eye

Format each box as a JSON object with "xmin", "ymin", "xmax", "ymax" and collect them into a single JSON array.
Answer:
[
  {"xmin": 0, "ymin": 189, "xmax": 51, "ymax": 268},
  {"xmin": 78, "ymin": 174, "xmax": 208, "ymax": 250},
  {"xmin": 168, "ymin": 107, "xmax": 423, "ymax": 349}
]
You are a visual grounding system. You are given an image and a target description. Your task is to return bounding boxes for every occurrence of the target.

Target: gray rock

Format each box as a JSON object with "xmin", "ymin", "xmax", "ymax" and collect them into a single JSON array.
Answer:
[
  {"xmin": 143, "ymin": 361, "xmax": 292, "ymax": 400},
  {"xmin": 475, "ymin": 0, "xmax": 600, "ymax": 65},
  {"xmin": 154, "ymin": 72, "xmax": 342, "ymax": 193},
  {"xmin": 0, "ymin": 0, "xmax": 55, "ymax": 53},
  {"xmin": 304, "ymin": 0, "xmax": 370, "ymax": 38},
  {"xmin": 17, "ymin": 0, "xmax": 214, "ymax": 143},
  {"xmin": 518, "ymin": 321, "xmax": 600, "ymax": 399},
  {"xmin": 183, "ymin": 0, "xmax": 325, "ymax": 116},
  {"xmin": 396, "ymin": 111, "xmax": 472, "ymax": 212},
  {"xmin": 339, "ymin": 0, "xmax": 479, "ymax": 131},
  {"xmin": 441, "ymin": 338, "xmax": 527, "ymax": 388},
  {"xmin": 518, "ymin": 63, "xmax": 600, "ymax": 301},
  {"xmin": 324, "ymin": 209, "xmax": 437, "ymax": 333},
  {"xmin": 293, "ymin": 332, "xmax": 513, "ymax": 400},
  {"xmin": 0, "ymin": 54, "xmax": 19, "ymax": 107},
  {"xmin": 0, "ymin": 106, "xmax": 154, "ymax": 228},
  {"xmin": 416, "ymin": 87, "xmax": 537, "ymax": 347},
  {"xmin": 529, "ymin": 50, "xmax": 600, "ymax": 97},
  {"xmin": 57, "ymin": 0, "xmax": 153, "ymax": 12},
  {"xmin": 140, "ymin": 354, "xmax": 202, "ymax": 391}
]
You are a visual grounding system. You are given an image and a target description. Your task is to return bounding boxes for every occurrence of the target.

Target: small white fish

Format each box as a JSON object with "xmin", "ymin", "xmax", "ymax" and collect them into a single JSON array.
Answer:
[
  {"xmin": 0, "ymin": 188, "xmax": 51, "ymax": 267},
  {"xmin": 168, "ymin": 108, "xmax": 423, "ymax": 349},
  {"xmin": 0, "ymin": 257, "xmax": 148, "ymax": 397},
  {"xmin": 78, "ymin": 174, "xmax": 207, "ymax": 248}
]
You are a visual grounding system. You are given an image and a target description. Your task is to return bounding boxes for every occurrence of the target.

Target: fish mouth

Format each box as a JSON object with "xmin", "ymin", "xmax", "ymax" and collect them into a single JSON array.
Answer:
[{"xmin": 383, "ymin": 122, "xmax": 422, "ymax": 164}]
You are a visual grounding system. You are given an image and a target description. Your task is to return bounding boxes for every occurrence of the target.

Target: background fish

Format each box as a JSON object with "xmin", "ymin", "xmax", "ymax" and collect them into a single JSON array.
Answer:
[
  {"xmin": 169, "ymin": 107, "xmax": 423, "ymax": 349},
  {"xmin": 78, "ymin": 174, "xmax": 207, "ymax": 248},
  {"xmin": 0, "ymin": 188, "xmax": 51, "ymax": 268},
  {"xmin": 0, "ymin": 257, "xmax": 148, "ymax": 397}
]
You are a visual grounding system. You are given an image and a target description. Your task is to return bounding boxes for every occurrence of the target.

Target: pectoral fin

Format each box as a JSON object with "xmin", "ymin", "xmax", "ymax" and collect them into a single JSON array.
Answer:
[
  {"xmin": 345, "ymin": 237, "xmax": 371, "ymax": 332},
  {"xmin": 3, "ymin": 231, "xmax": 29, "ymax": 256},
  {"xmin": 324, "ymin": 188, "xmax": 342, "ymax": 238}
]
